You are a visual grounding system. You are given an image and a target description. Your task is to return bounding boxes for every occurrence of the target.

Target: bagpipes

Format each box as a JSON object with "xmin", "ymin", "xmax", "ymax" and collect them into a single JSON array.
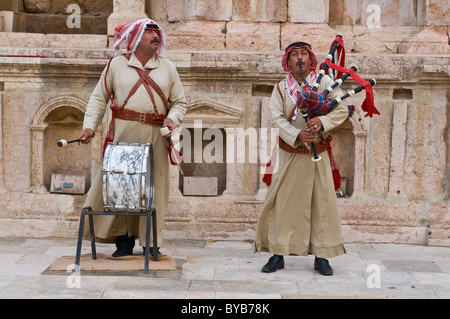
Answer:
[
  {"xmin": 297, "ymin": 34, "xmax": 379, "ymax": 161},
  {"xmin": 263, "ymin": 34, "xmax": 380, "ymax": 189}
]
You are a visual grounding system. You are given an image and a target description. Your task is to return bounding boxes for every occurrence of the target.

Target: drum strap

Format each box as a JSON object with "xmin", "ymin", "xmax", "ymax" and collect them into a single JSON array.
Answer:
[
  {"xmin": 102, "ymin": 54, "xmax": 184, "ymax": 166},
  {"xmin": 102, "ymin": 54, "xmax": 169, "ymax": 155}
]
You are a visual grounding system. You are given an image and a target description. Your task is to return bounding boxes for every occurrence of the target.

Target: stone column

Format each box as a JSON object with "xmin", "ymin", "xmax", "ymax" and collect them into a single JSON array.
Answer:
[
  {"xmin": 30, "ymin": 124, "xmax": 48, "ymax": 193},
  {"xmin": 222, "ymin": 128, "xmax": 245, "ymax": 196},
  {"xmin": 386, "ymin": 100, "xmax": 409, "ymax": 203},
  {"xmin": 347, "ymin": 108, "xmax": 368, "ymax": 200},
  {"xmin": 107, "ymin": 0, "xmax": 148, "ymax": 36},
  {"xmin": 0, "ymin": 93, "xmax": 7, "ymax": 193}
]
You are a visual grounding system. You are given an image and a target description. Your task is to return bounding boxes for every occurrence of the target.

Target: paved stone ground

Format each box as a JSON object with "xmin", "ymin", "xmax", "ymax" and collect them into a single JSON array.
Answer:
[{"xmin": 0, "ymin": 237, "xmax": 449, "ymax": 300}]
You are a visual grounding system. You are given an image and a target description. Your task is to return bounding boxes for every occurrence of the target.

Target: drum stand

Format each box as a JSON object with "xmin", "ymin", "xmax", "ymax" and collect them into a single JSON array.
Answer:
[{"xmin": 74, "ymin": 206, "xmax": 158, "ymax": 274}]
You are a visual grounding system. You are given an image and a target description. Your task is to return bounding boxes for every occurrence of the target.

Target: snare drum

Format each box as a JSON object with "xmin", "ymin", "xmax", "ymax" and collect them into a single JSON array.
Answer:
[{"xmin": 102, "ymin": 142, "xmax": 154, "ymax": 212}]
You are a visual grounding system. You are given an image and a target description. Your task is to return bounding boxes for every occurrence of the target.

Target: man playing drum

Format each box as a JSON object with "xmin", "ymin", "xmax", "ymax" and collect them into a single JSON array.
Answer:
[
  {"xmin": 78, "ymin": 19, "xmax": 186, "ymax": 257},
  {"xmin": 254, "ymin": 41, "xmax": 348, "ymax": 275}
]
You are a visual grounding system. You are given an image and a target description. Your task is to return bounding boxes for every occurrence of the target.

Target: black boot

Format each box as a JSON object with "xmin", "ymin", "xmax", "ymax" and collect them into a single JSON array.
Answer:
[
  {"xmin": 314, "ymin": 257, "xmax": 333, "ymax": 276},
  {"xmin": 142, "ymin": 247, "xmax": 161, "ymax": 257},
  {"xmin": 261, "ymin": 255, "xmax": 284, "ymax": 273},
  {"xmin": 112, "ymin": 234, "xmax": 135, "ymax": 257}
]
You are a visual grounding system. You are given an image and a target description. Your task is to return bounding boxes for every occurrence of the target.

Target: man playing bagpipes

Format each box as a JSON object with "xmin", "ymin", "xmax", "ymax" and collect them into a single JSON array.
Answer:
[{"xmin": 254, "ymin": 36, "xmax": 379, "ymax": 276}]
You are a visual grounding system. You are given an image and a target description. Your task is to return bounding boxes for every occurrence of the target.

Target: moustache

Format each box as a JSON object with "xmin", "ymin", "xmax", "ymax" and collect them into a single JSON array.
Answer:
[{"xmin": 150, "ymin": 38, "xmax": 159, "ymax": 44}]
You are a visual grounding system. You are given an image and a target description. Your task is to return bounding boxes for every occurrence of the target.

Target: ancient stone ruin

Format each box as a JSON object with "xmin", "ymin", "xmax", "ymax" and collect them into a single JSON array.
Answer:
[{"xmin": 0, "ymin": 0, "xmax": 449, "ymax": 245}]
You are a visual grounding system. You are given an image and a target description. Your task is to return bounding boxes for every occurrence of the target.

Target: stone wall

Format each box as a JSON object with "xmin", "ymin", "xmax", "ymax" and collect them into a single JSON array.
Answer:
[
  {"xmin": 0, "ymin": 0, "xmax": 112, "ymax": 33},
  {"xmin": 0, "ymin": 0, "xmax": 449, "ymax": 245}
]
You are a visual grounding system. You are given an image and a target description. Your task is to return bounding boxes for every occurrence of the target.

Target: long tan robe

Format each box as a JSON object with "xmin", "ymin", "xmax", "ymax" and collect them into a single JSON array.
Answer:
[
  {"xmin": 82, "ymin": 53, "xmax": 186, "ymax": 246},
  {"xmin": 255, "ymin": 74, "xmax": 348, "ymax": 258}
]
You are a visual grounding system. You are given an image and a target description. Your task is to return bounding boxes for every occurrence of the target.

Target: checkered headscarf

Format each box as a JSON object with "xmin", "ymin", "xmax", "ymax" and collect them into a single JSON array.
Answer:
[
  {"xmin": 281, "ymin": 41, "xmax": 318, "ymax": 73},
  {"xmin": 113, "ymin": 19, "xmax": 166, "ymax": 56}
]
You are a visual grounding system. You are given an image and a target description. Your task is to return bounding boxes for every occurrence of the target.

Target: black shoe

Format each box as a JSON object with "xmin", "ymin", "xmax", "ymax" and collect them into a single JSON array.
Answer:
[
  {"xmin": 142, "ymin": 247, "xmax": 161, "ymax": 257},
  {"xmin": 112, "ymin": 234, "xmax": 135, "ymax": 257},
  {"xmin": 112, "ymin": 248, "xmax": 133, "ymax": 257},
  {"xmin": 261, "ymin": 255, "xmax": 284, "ymax": 273},
  {"xmin": 314, "ymin": 257, "xmax": 333, "ymax": 276}
]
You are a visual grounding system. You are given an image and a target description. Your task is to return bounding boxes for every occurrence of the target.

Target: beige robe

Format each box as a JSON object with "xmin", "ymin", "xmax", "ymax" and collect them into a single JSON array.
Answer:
[
  {"xmin": 82, "ymin": 53, "xmax": 186, "ymax": 246},
  {"xmin": 254, "ymin": 74, "xmax": 348, "ymax": 258}
]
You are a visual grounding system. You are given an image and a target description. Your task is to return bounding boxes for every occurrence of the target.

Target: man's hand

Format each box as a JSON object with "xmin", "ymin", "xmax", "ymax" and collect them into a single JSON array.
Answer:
[
  {"xmin": 297, "ymin": 129, "xmax": 317, "ymax": 149},
  {"xmin": 305, "ymin": 117, "xmax": 323, "ymax": 133},
  {"xmin": 77, "ymin": 128, "xmax": 95, "ymax": 145},
  {"xmin": 162, "ymin": 118, "xmax": 175, "ymax": 138}
]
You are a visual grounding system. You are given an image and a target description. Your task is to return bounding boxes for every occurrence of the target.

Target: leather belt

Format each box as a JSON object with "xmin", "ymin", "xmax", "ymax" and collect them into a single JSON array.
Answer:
[
  {"xmin": 278, "ymin": 136, "xmax": 330, "ymax": 155},
  {"xmin": 113, "ymin": 108, "xmax": 166, "ymax": 126}
]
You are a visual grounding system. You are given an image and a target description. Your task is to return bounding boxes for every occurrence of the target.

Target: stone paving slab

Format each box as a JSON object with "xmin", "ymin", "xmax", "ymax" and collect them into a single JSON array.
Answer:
[
  {"xmin": 382, "ymin": 260, "xmax": 443, "ymax": 273},
  {"xmin": 0, "ymin": 238, "xmax": 449, "ymax": 300}
]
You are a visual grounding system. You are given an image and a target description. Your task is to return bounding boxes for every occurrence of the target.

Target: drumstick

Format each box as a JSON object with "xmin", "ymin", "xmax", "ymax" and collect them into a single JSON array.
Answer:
[
  {"xmin": 57, "ymin": 139, "xmax": 81, "ymax": 147},
  {"xmin": 160, "ymin": 127, "xmax": 184, "ymax": 175}
]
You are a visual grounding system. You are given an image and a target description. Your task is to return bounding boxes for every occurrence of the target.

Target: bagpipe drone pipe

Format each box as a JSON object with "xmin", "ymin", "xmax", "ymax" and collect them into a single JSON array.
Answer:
[
  {"xmin": 295, "ymin": 34, "xmax": 380, "ymax": 190},
  {"xmin": 299, "ymin": 34, "xmax": 380, "ymax": 120}
]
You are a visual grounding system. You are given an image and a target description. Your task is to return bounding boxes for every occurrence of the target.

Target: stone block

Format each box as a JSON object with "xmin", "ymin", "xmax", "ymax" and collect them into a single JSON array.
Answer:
[
  {"xmin": 164, "ymin": 21, "xmax": 225, "ymax": 50},
  {"xmin": 418, "ymin": 0, "xmax": 449, "ymax": 26},
  {"xmin": 26, "ymin": 13, "xmax": 107, "ymax": 35},
  {"xmin": 226, "ymin": 21, "xmax": 280, "ymax": 52},
  {"xmin": 349, "ymin": 25, "xmax": 421, "ymax": 54},
  {"xmin": 50, "ymin": 174, "xmax": 86, "ymax": 195},
  {"xmin": 360, "ymin": 0, "xmax": 417, "ymax": 27},
  {"xmin": 288, "ymin": 0, "xmax": 329, "ymax": 23},
  {"xmin": 50, "ymin": 0, "xmax": 113, "ymax": 15},
  {"xmin": 338, "ymin": 0, "xmax": 449, "ymax": 27},
  {"xmin": 46, "ymin": 34, "xmax": 108, "ymax": 49},
  {"xmin": 107, "ymin": 0, "xmax": 147, "ymax": 36},
  {"xmin": 0, "ymin": 11, "xmax": 25, "ymax": 32},
  {"xmin": 165, "ymin": 0, "xmax": 185, "ymax": 22},
  {"xmin": 398, "ymin": 26, "xmax": 450, "ymax": 55},
  {"xmin": 281, "ymin": 23, "xmax": 338, "ymax": 53},
  {"xmin": 183, "ymin": 176, "xmax": 218, "ymax": 196},
  {"xmin": 23, "ymin": 0, "xmax": 49, "ymax": 13},
  {"xmin": 0, "ymin": 0, "xmax": 21, "ymax": 11},
  {"xmin": 232, "ymin": 0, "xmax": 287, "ymax": 22},
  {"xmin": 185, "ymin": 0, "xmax": 232, "ymax": 21}
]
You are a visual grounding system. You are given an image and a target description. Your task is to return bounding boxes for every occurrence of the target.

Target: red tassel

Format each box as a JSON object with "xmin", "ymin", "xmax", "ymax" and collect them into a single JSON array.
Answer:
[
  {"xmin": 167, "ymin": 137, "xmax": 185, "ymax": 166},
  {"xmin": 262, "ymin": 140, "xmax": 280, "ymax": 186},
  {"xmin": 324, "ymin": 61, "xmax": 380, "ymax": 118},
  {"xmin": 167, "ymin": 146, "xmax": 185, "ymax": 165},
  {"xmin": 332, "ymin": 168, "xmax": 341, "ymax": 192},
  {"xmin": 327, "ymin": 144, "xmax": 341, "ymax": 192},
  {"xmin": 262, "ymin": 160, "xmax": 273, "ymax": 186},
  {"xmin": 262, "ymin": 150, "xmax": 278, "ymax": 186}
]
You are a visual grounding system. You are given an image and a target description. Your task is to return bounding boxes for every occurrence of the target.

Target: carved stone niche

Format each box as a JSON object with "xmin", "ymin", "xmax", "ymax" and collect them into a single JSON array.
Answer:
[
  {"xmin": 328, "ymin": 107, "xmax": 368, "ymax": 197},
  {"xmin": 174, "ymin": 98, "xmax": 243, "ymax": 196},
  {"xmin": 30, "ymin": 96, "xmax": 102, "ymax": 193}
]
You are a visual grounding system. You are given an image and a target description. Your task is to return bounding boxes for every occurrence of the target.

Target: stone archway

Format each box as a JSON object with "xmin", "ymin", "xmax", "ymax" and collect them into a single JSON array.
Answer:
[{"xmin": 30, "ymin": 96, "xmax": 102, "ymax": 193}]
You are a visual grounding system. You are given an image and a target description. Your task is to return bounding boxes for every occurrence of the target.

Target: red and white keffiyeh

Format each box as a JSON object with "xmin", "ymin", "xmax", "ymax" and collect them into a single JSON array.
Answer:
[
  {"xmin": 281, "ymin": 41, "xmax": 318, "ymax": 73},
  {"xmin": 113, "ymin": 18, "xmax": 166, "ymax": 56},
  {"xmin": 282, "ymin": 42, "xmax": 319, "ymax": 106}
]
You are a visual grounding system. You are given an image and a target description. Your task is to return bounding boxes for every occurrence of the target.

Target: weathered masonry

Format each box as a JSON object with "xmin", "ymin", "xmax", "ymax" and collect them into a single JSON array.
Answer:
[{"xmin": 0, "ymin": 0, "xmax": 449, "ymax": 245}]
